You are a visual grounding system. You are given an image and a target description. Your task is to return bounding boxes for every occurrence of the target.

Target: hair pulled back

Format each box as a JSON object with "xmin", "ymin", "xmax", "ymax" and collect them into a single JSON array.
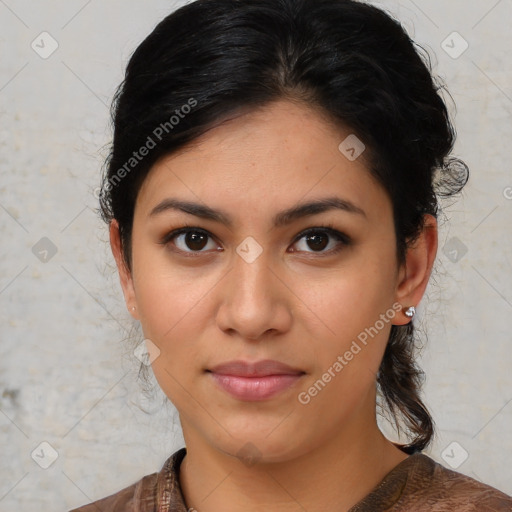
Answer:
[{"xmin": 99, "ymin": 0, "xmax": 469, "ymax": 454}]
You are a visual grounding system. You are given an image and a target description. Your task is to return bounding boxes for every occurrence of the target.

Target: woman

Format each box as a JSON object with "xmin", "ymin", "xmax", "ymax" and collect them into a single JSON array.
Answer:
[{"xmin": 71, "ymin": 0, "xmax": 512, "ymax": 510}]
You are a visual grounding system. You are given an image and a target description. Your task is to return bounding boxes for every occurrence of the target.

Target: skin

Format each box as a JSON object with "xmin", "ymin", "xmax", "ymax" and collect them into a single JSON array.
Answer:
[{"xmin": 110, "ymin": 99, "xmax": 438, "ymax": 511}]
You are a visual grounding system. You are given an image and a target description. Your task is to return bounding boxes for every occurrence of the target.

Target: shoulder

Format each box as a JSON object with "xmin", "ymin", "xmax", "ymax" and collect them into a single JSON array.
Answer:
[
  {"xmin": 68, "ymin": 447, "xmax": 188, "ymax": 512},
  {"xmin": 68, "ymin": 472, "xmax": 158, "ymax": 512},
  {"xmin": 399, "ymin": 453, "xmax": 512, "ymax": 511}
]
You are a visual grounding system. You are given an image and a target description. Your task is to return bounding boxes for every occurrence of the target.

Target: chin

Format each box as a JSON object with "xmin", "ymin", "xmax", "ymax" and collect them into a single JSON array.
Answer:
[{"xmin": 206, "ymin": 427, "xmax": 309, "ymax": 466}]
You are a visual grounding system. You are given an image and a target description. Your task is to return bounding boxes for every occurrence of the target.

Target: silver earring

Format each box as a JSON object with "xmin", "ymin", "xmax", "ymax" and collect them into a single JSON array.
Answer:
[{"xmin": 405, "ymin": 306, "xmax": 416, "ymax": 318}]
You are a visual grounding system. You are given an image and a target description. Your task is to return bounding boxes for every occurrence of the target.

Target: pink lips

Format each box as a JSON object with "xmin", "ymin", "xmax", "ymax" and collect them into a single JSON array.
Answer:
[{"xmin": 207, "ymin": 359, "xmax": 305, "ymax": 401}]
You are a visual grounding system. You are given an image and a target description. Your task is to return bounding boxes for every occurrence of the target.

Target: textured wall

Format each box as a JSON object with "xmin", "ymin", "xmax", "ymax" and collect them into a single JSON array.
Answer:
[{"xmin": 0, "ymin": 0, "xmax": 510, "ymax": 509}]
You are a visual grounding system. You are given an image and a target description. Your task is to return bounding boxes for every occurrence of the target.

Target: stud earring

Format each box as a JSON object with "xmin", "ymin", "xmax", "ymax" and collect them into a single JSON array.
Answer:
[
  {"xmin": 404, "ymin": 306, "xmax": 416, "ymax": 318},
  {"xmin": 131, "ymin": 306, "xmax": 136, "ymax": 312}
]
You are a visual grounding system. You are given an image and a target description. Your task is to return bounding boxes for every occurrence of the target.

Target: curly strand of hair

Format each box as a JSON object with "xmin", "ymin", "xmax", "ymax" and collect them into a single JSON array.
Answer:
[{"xmin": 377, "ymin": 323, "xmax": 435, "ymax": 454}]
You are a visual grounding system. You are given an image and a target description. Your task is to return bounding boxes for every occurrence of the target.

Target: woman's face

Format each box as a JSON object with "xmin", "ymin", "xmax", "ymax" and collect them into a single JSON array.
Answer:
[{"xmin": 120, "ymin": 100, "xmax": 413, "ymax": 462}]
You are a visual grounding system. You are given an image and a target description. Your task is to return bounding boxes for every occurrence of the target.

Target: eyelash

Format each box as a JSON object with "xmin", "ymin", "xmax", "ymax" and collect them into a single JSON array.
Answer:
[{"xmin": 159, "ymin": 223, "xmax": 351, "ymax": 258}]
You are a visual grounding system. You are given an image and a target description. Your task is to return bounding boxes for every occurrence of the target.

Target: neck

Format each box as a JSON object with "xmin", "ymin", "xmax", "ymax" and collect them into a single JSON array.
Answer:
[{"xmin": 178, "ymin": 409, "xmax": 409, "ymax": 511}]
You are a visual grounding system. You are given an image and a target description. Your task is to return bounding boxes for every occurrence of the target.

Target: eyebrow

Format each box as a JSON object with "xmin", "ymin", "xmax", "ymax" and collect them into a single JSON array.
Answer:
[{"xmin": 149, "ymin": 196, "xmax": 366, "ymax": 228}]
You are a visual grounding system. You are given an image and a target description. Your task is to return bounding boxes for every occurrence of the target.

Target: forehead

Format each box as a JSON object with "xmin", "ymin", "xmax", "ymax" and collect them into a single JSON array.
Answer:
[{"xmin": 135, "ymin": 99, "xmax": 390, "ymax": 225}]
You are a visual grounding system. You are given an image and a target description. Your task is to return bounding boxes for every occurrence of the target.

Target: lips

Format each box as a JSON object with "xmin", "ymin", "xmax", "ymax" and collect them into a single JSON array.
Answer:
[
  {"xmin": 206, "ymin": 359, "xmax": 305, "ymax": 401},
  {"xmin": 208, "ymin": 359, "xmax": 304, "ymax": 377}
]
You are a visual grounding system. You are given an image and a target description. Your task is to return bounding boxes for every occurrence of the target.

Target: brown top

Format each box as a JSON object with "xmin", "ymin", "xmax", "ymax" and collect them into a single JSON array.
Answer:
[{"xmin": 69, "ymin": 447, "xmax": 512, "ymax": 511}]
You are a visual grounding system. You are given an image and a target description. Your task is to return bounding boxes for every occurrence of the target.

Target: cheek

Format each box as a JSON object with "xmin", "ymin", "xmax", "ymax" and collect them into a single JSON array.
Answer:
[
  {"xmin": 137, "ymin": 272, "xmax": 209, "ymax": 407},
  {"xmin": 136, "ymin": 272, "xmax": 209, "ymax": 358},
  {"xmin": 293, "ymin": 270, "xmax": 395, "ymax": 424},
  {"xmin": 131, "ymin": 253, "xmax": 215, "ymax": 395},
  {"xmin": 291, "ymin": 249, "xmax": 397, "ymax": 394},
  {"xmin": 295, "ymin": 256, "xmax": 396, "ymax": 342},
  {"xmin": 132, "ymin": 242, "xmax": 211, "ymax": 335}
]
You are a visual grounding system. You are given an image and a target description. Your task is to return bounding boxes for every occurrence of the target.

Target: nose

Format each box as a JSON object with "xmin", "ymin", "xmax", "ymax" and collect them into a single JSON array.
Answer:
[{"xmin": 215, "ymin": 248, "xmax": 292, "ymax": 341}]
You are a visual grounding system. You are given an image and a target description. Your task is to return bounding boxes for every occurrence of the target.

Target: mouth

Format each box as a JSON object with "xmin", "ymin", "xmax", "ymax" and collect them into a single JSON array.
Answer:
[{"xmin": 206, "ymin": 359, "xmax": 306, "ymax": 401}]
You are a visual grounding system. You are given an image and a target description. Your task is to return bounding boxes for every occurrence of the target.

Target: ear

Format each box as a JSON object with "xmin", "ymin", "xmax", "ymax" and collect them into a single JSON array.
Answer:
[
  {"xmin": 109, "ymin": 219, "xmax": 139, "ymax": 320},
  {"xmin": 393, "ymin": 214, "xmax": 438, "ymax": 325}
]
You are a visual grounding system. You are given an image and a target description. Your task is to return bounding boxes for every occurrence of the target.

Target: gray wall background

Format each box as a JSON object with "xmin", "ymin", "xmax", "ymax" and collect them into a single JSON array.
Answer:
[{"xmin": 0, "ymin": 0, "xmax": 511, "ymax": 509}]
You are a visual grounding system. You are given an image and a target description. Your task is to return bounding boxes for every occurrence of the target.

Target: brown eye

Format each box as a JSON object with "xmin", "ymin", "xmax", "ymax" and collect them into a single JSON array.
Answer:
[
  {"xmin": 161, "ymin": 227, "xmax": 219, "ymax": 255},
  {"xmin": 180, "ymin": 231, "xmax": 209, "ymax": 251},
  {"xmin": 290, "ymin": 227, "xmax": 350, "ymax": 255},
  {"xmin": 304, "ymin": 232, "xmax": 329, "ymax": 251}
]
